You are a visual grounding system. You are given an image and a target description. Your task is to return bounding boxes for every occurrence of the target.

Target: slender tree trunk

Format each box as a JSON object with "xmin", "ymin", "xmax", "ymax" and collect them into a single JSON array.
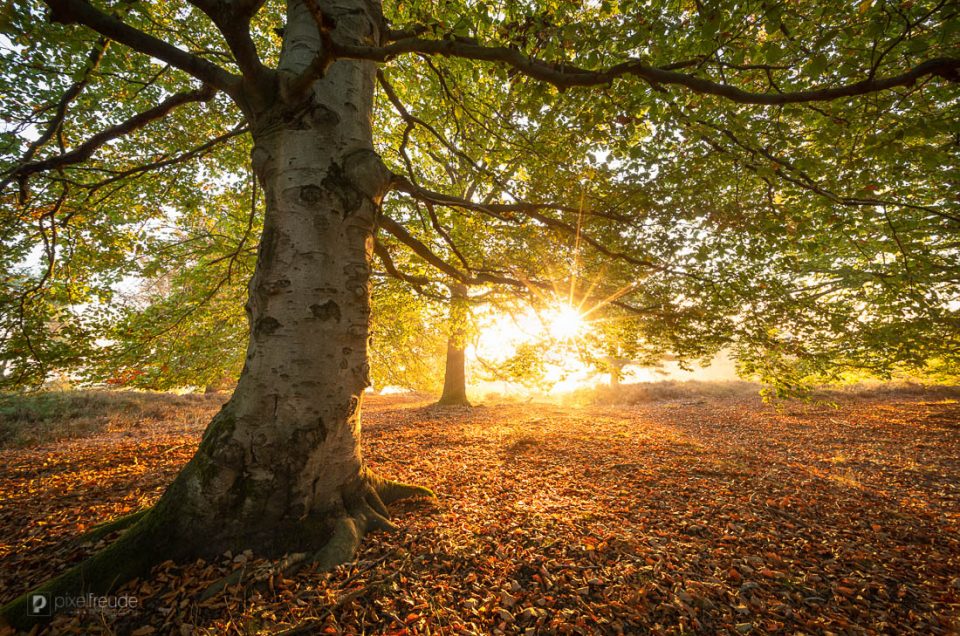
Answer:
[
  {"xmin": 437, "ymin": 283, "xmax": 470, "ymax": 406},
  {"xmin": 1, "ymin": 0, "xmax": 431, "ymax": 627},
  {"xmin": 605, "ymin": 355, "xmax": 627, "ymax": 389}
]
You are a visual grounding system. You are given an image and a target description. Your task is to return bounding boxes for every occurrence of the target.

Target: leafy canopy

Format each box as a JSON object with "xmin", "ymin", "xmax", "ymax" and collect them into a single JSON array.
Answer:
[{"xmin": 0, "ymin": 0, "xmax": 957, "ymax": 393}]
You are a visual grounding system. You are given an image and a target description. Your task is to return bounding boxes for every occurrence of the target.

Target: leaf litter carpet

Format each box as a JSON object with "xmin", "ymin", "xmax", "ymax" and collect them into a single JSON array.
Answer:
[{"xmin": 0, "ymin": 391, "xmax": 958, "ymax": 634}]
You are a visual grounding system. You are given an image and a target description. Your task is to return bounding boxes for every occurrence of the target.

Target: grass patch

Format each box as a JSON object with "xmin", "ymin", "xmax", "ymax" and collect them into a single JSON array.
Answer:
[
  {"xmin": 560, "ymin": 379, "xmax": 960, "ymax": 407},
  {"xmin": 0, "ymin": 390, "xmax": 226, "ymax": 448},
  {"xmin": 562, "ymin": 380, "xmax": 761, "ymax": 405},
  {"xmin": 810, "ymin": 381, "xmax": 960, "ymax": 403}
]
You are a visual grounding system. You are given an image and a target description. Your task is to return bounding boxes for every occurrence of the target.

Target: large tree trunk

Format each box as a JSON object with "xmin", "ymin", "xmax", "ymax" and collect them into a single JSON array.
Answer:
[
  {"xmin": 159, "ymin": 0, "xmax": 393, "ymax": 556},
  {"xmin": 1, "ymin": 0, "xmax": 431, "ymax": 627},
  {"xmin": 437, "ymin": 283, "xmax": 470, "ymax": 406}
]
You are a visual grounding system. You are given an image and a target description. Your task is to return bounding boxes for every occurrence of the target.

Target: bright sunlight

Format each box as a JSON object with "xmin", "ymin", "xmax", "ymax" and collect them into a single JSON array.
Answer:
[
  {"xmin": 544, "ymin": 304, "xmax": 587, "ymax": 340},
  {"xmin": 472, "ymin": 302, "xmax": 589, "ymax": 361},
  {"xmin": 469, "ymin": 300, "xmax": 600, "ymax": 394}
]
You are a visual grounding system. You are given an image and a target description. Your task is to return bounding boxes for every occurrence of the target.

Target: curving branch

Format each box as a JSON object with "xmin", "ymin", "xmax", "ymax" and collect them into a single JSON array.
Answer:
[
  {"xmin": 380, "ymin": 213, "xmax": 551, "ymax": 289},
  {"xmin": 184, "ymin": 0, "xmax": 267, "ymax": 81},
  {"xmin": 7, "ymin": 84, "xmax": 218, "ymax": 197},
  {"xmin": 12, "ymin": 184, "xmax": 70, "ymax": 386},
  {"xmin": 424, "ymin": 202, "xmax": 471, "ymax": 271},
  {"xmin": 390, "ymin": 174, "xmax": 577, "ymax": 217},
  {"xmin": 373, "ymin": 239, "xmax": 431, "ymax": 287},
  {"xmin": 333, "ymin": 36, "xmax": 960, "ymax": 104},
  {"xmin": 0, "ymin": 37, "xmax": 109, "ymax": 198},
  {"xmin": 379, "ymin": 214, "xmax": 479, "ymax": 284},
  {"xmin": 687, "ymin": 115, "xmax": 960, "ymax": 224},
  {"xmin": 44, "ymin": 0, "xmax": 240, "ymax": 94},
  {"xmin": 378, "ymin": 214, "xmax": 658, "ymax": 315},
  {"xmin": 378, "ymin": 69, "xmax": 540, "ymax": 209},
  {"xmin": 378, "ymin": 70, "xmax": 479, "ymax": 178},
  {"xmin": 381, "ymin": 70, "xmax": 636, "ymax": 270},
  {"xmin": 81, "ymin": 125, "xmax": 249, "ymax": 192},
  {"xmin": 374, "ymin": 238, "xmax": 489, "ymax": 305},
  {"xmin": 382, "ymin": 66, "xmax": 644, "ymax": 226},
  {"xmin": 390, "ymin": 175, "xmax": 661, "ymax": 272}
]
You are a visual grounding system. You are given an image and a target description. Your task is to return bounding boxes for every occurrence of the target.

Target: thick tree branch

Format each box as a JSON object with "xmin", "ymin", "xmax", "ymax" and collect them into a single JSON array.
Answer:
[
  {"xmin": 378, "ymin": 214, "xmax": 657, "ymax": 315},
  {"xmin": 335, "ymin": 36, "xmax": 959, "ymax": 104},
  {"xmin": 380, "ymin": 215, "xmax": 550, "ymax": 290},
  {"xmin": 184, "ymin": 0, "xmax": 267, "ymax": 80},
  {"xmin": 44, "ymin": 0, "xmax": 240, "ymax": 94},
  {"xmin": 379, "ymin": 214, "xmax": 476, "ymax": 283},
  {"xmin": 390, "ymin": 176, "xmax": 661, "ymax": 271},
  {"xmin": 372, "ymin": 240, "xmax": 464, "ymax": 304},
  {"xmin": 9, "ymin": 85, "xmax": 218, "ymax": 189},
  {"xmin": 0, "ymin": 37, "xmax": 108, "ymax": 198},
  {"xmin": 372, "ymin": 239, "xmax": 431, "ymax": 286}
]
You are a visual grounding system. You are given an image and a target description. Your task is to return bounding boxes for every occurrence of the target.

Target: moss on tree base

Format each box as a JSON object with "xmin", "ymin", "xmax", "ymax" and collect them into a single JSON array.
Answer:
[{"xmin": 0, "ymin": 473, "xmax": 434, "ymax": 631}]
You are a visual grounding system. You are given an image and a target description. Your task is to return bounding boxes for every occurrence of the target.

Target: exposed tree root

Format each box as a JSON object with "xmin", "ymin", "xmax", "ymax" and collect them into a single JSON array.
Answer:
[
  {"xmin": 197, "ymin": 473, "xmax": 435, "ymax": 603},
  {"xmin": 368, "ymin": 473, "xmax": 436, "ymax": 506},
  {"xmin": 71, "ymin": 509, "xmax": 149, "ymax": 547},
  {"xmin": 0, "ymin": 505, "xmax": 166, "ymax": 631},
  {"xmin": 0, "ymin": 473, "xmax": 434, "ymax": 630}
]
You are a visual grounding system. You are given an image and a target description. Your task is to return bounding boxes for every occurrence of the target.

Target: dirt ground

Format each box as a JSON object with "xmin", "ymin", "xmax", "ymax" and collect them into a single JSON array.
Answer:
[{"xmin": 0, "ymin": 389, "xmax": 958, "ymax": 634}]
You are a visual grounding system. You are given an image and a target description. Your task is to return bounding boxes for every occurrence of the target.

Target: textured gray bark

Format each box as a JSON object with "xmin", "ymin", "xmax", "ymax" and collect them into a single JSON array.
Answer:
[
  {"xmin": 1, "ymin": 2, "xmax": 432, "ymax": 626},
  {"xmin": 152, "ymin": 0, "xmax": 396, "ymax": 558}
]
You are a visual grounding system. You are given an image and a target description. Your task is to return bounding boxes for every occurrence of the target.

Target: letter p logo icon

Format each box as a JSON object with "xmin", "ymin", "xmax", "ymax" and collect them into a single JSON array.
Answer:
[{"xmin": 28, "ymin": 592, "xmax": 51, "ymax": 616}]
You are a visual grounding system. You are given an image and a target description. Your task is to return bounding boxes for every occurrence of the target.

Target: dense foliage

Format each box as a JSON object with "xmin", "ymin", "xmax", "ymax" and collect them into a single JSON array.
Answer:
[{"xmin": 1, "ymin": 0, "xmax": 957, "ymax": 394}]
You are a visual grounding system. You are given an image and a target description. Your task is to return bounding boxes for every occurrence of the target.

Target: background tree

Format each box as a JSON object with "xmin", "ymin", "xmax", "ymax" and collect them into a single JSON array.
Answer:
[
  {"xmin": 368, "ymin": 275, "xmax": 447, "ymax": 392},
  {"xmin": 436, "ymin": 282, "xmax": 470, "ymax": 404},
  {"xmin": 1, "ymin": 0, "xmax": 957, "ymax": 627},
  {"xmin": 578, "ymin": 314, "xmax": 665, "ymax": 388}
]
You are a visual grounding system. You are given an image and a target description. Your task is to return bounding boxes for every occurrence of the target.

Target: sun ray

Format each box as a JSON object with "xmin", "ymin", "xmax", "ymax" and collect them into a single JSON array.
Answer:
[
  {"xmin": 574, "ymin": 264, "xmax": 608, "ymax": 314},
  {"xmin": 510, "ymin": 267, "xmax": 554, "ymax": 305},
  {"xmin": 580, "ymin": 280, "xmax": 641, "ymax": 320},
  {"xmin": 569, "ymin": 184, "xmax": 586, "ymax": 306}
]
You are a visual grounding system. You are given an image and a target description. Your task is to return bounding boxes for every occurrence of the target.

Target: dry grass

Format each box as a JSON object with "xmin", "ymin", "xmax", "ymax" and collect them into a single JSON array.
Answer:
[
  {"xmin": 810, "ymin": 380, "xmax": 960, "ymax": 403},
  {"xmin": 561, "ymin": 379, "xmax": 960, "ymax": 407},
  {"xmin": 0, "ymin": 390, "xmax": 227, "ymax": 448},
  {"xmin": 562, "ymin": 380, "xmax": 762, "ymax": 405}
]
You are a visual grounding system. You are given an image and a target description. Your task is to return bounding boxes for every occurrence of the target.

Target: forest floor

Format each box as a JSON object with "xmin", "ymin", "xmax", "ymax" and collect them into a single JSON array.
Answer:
[{"xmin": 0, "ymin": 386, "xmax": 958, "ymax": 635}]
